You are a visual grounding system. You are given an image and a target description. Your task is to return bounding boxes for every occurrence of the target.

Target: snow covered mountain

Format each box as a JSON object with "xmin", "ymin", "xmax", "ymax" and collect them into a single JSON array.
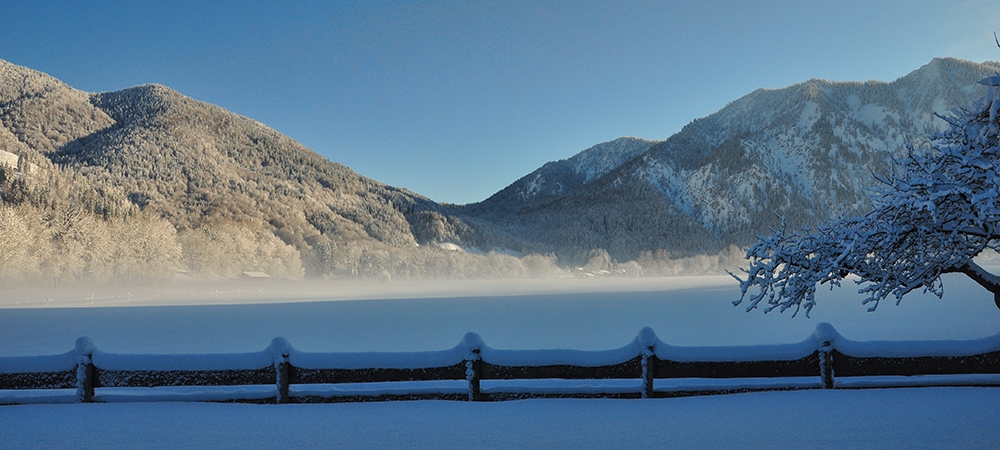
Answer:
[
  {"xmin": 465, "ymin": 58, "xmax": 1000, "ymax": 261},
  {"xmin": 475, "ymin": 137, "xmax": 660, "ymax": 214},
  {"xmin": 0, "ymin": 58, "xmax": 513, "ymax": 279},
  {"xmin": 5, "ymin": 56, "xmax": 1000, "ymax": 275}
]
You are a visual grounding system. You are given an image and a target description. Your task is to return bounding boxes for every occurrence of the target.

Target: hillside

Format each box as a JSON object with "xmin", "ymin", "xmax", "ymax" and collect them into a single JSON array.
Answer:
[
  {"xmin": 474, "ymin": 137, "xmax": 660, "ymax": 214},
  {"xmin": 466, "ymin": 58, "xmax": 1000, "ymax": 262},
  {"xmin": 0, "ymin": 59, "xmax": 527, "ymax": 282},
  {"xmin": 0, "ymin": 60, "xmax": 419, "ymax": 243},
  {"xmin": 51, "ymin": 83, "xmax": 432, "ymax": 248}
]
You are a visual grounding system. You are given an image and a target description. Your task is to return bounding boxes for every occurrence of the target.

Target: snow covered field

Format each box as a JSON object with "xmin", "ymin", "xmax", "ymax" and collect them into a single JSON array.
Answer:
[
  {"xmin": 3, "ymin": 388, "xmax": 999, "ymax": 448},
  {"xmin": 2, "ymin": 275, "xmax": 1000, "ymax": 447},
  {"xmin": 3, "ymin": 274, "xmax": 1000, "ymax": 355}
]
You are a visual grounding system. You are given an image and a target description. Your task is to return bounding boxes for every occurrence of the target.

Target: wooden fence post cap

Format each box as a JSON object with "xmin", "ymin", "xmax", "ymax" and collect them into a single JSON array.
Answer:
[
  {"xmin": 637, "ymin": 327, "xmax": 658, "ymax": 349},
  {"xmin": 75, "ymin": 337, "xmax": 95, "ymax": 355},
  {"xmin": 462, "ymin": 332, "xmax": 484, "ymax": 357},
  {"xmin": 812, "ymin": 323, "xmax": 838, "ymax": 348},
  {"xmin": 269, "ymin": 337, "xmax": 291, "ymax": 358}
]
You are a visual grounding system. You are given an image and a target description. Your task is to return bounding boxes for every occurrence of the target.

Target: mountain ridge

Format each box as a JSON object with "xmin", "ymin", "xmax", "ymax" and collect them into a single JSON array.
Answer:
[
  {"xmin": 463, "ymin": 57, "xmax": 1000, "ymax": 262},
  {"xmin": 3, "ymin": 56, "xmax": 999, "ymax": 280},
  {"xmin": 0, "ymin": 58, "xmax": 521, "ymax": 280}
]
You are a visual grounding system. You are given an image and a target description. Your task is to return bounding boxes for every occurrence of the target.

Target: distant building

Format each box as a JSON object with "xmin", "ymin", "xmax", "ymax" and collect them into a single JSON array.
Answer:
[
  {"xmin": 0, "ymin": 149, "xmax": 17, "ymax": 170},
  {"xmin": 241, "ymin": 271, "xmax": 271, "ymax": 279}
]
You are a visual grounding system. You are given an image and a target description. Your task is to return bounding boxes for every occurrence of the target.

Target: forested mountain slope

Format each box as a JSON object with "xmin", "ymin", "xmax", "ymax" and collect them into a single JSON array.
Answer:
[
  {"xmin": 466, "ymin": 58, "xmax": 1000, "ymax": 262},
  {"xmin": 0, "ymin": 58, "xmax": 517, "ymax": 282},
  {"xmin": 0, "ymin": 59, "xmax": 426, "ymax": 243},
  {"xmin": 51, "ymin": 83, "xmax": 431, "ymax": 248},
  {"xmin": 474, "ymin": 137, "xmax": 660, "ymax": 215}
]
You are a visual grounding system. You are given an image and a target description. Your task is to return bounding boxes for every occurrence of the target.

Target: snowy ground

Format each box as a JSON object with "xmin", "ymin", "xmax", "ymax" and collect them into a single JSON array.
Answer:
[
  {"xmin": 2, "ymin": 389, "xmax": 998, "ymax": 448},
  {"xmin": 2, "ymin": 274, "xmax": 1000, "ymax": 447}
]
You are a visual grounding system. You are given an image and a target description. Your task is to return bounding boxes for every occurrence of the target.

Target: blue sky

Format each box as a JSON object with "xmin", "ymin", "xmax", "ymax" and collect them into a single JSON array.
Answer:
[{"xmin": 2, "ymin": 1, "xmax": 998, "ymax": 204}]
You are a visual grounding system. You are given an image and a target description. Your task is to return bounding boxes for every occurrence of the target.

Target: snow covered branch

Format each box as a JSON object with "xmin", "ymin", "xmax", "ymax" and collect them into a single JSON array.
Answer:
[{"xmin": 734, "ymin": 75, "xmax": 1000, "ymax": 315}]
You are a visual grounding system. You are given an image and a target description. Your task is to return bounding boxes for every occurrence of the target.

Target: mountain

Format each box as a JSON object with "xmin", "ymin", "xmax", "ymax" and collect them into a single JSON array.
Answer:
[
  {"xmin": 5, "ymin": 56, "xmax": 1000, "ymax": 281},
  {"xmin": 476, "ymin": 137, "xmax": 660, "ymax": 214},
  {"xmin": 0, "ymin": 58, "xmax": 515, "ymax": 280},
  {"xmin": 465, "ymin": 58, "xmax": 1000, "ymax": 262},
  {"xmin": 0, "ymin": 59, "xmax": 422, "ymax": 245}
]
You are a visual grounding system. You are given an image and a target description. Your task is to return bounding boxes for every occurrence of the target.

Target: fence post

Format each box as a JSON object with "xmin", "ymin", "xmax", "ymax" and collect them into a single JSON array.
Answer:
[
  {"xmin": 642, "ymin": 353, "xmax": 657, "ymax": 399},
  {"xmin": 277, "ymin": 361, "xmax": 290, "ymax": 404},
  {"xmin": 462, "ymin": 333, "xmax": 483, "ymax": 402},
  {"xmin": 814, "ymin": 323, "xmax": 836, "ymax": 389},
  {"xmin": 819, "ymin": 343, "xmax": 834, "ymax": 389},
  {"xmin": 468, "ymin": 355, "xmax": 482, "ymax": 401},
  {"xmin": 638, "ymin": 328, "xmax": 659, "ymax": 399},
  {"xmin": 270, "ymin": 337, "xmax": 291, "ymax": 404},
  {"xmin": 75, "ymin": 337, "xmax": 96, "ymax": 403}
]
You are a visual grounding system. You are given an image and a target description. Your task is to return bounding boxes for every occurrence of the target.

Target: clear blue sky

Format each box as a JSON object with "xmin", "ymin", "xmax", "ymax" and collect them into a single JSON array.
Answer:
[{"xmin": 2, "ymin": 1, "xmax": 998, "ymax": 204}]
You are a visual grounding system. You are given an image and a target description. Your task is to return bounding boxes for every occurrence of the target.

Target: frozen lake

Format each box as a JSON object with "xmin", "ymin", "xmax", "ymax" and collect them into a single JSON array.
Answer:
[{"xmin": 2, "ymin": 274, "xmax": 999, "ymax": 357}]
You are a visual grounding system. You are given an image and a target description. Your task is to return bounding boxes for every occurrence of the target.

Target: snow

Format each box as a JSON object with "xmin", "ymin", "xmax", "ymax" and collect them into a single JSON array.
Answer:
[
  {"xmin": 0, "ymin": 389, "xmax": 79, "ymax": 404},
  {"xmin": 2, "ymin": 276, "xmax": 999, "ymax": 356},
  {"xmin": 627, "ymin": 61, "xmax": 1000, "ymax": 239},
  {"xmin": 19, "ymin": 375, "xmax": 935, "ymax": 404},
  {"xmin": 436, "ymin": 242, "xmax": 463, "ymax": 252},
  {"xmin": 290, "ymin": 347, "xmax": 467, "ymax": 371},
  {"xmin": 517, "ymin": 172, "xmax": 546, "ymax": 200},
  {"xmin": 290, "ymin": 379, "xmax": 646, "ymax": 398},
  {"xmin": 515, "ymin": 137, "xmax": 658, "ymax": 202},
  {"xmin": 479, "ymin": 337, "xmax": 645, "ymax": 367},
  {"xmin": 822, "ymin": 326, "xmax": 1000, "ymax": 358},
  {"xmin": 92, "ymin": 348, "xmax": 277, "ymax": 372},
  {"xmin": 0, "ymin": 351, "xmax": 76, "ymax": 374},
  {"xmin": 292, "ymin": 381, "xmax": 469, "ymax": 398},
  {"xmin": 2, "ymin": 388, "xmax": 998, "ymax": 448},
  {"xmin": 655, "ymin": 376, "xmax": 822, "ymax": 391},
  {"xmin": 2, "ymin": 276, "xmax": 1000, "ymax": 446},
  {"xmin": 94, "ymin": 385, "xmax": 276, "ymax": 403},
  {"xmin": 834, "ymin": 374, "xmax": 1000, "ymax": 389},
  {"xmin": 571, "ymin": 137, "xmax": 657, "ymax": 183},
  {"xmin": 653, "ymin": 334, "xmax": 818, "ymax": 362},
  {"xmin": 482, "ymin": 379, "xmax": 643, "ymax": 395},
  {"xmin": 797, "ymin": 100, "xmax": 821, "ymax": 129}
]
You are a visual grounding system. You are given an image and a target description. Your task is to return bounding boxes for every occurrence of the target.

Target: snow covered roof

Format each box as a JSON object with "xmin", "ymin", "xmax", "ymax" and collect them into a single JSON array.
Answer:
[{"xmin": 241, "ymin": 271, "xmax": 270, "ymax": 278}]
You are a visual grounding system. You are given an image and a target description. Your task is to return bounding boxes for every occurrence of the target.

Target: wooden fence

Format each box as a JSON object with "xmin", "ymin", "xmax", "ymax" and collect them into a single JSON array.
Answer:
[{"xmin": 2, "ymin": 324, "xmax": 999, "ymax": 405}]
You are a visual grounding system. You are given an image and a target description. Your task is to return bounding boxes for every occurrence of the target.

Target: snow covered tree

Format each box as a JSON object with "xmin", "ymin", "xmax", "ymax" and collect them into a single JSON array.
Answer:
[{"xmin": 733, "ymin": 75, "xmax": 1000, "ymax": 316}]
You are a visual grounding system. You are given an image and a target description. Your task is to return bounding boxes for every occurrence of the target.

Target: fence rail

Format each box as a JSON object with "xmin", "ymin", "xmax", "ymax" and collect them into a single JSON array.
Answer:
[{"xmin": 2, "ymin": 323, "xmax": 999, "ymax": 405}]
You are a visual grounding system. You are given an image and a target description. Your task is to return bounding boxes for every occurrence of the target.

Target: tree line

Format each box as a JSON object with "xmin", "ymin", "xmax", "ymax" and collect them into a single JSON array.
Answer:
[{"xmin": 0, "ymin": 162, "xmax": 741, "ymax": 286}]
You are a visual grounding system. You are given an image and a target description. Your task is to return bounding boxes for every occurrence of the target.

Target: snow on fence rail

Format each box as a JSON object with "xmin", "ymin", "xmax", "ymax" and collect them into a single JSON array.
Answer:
[{"xmin": 2, "ymin": 323, "xmax": 1000, "ymax": 405}]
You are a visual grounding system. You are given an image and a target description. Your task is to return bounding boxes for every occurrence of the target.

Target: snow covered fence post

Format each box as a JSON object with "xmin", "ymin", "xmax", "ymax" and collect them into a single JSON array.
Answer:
[
  {"xmin": 814, "ymin": 323, "xmax": 836, "ymax": 389},
  {"xmin": 270, "ymin": 337, "xmax": 291, "ymax": 404},
  {"xmin": 637, "ymin": 327, "xmax": 659, "ymax": 399},
  {"xmin": 75, "ymin": 337, "xmax": 96, "ymax": 403},
  {"xmin": 462, "ymin": 332, "xmax": 484, "ymax": 401}
]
